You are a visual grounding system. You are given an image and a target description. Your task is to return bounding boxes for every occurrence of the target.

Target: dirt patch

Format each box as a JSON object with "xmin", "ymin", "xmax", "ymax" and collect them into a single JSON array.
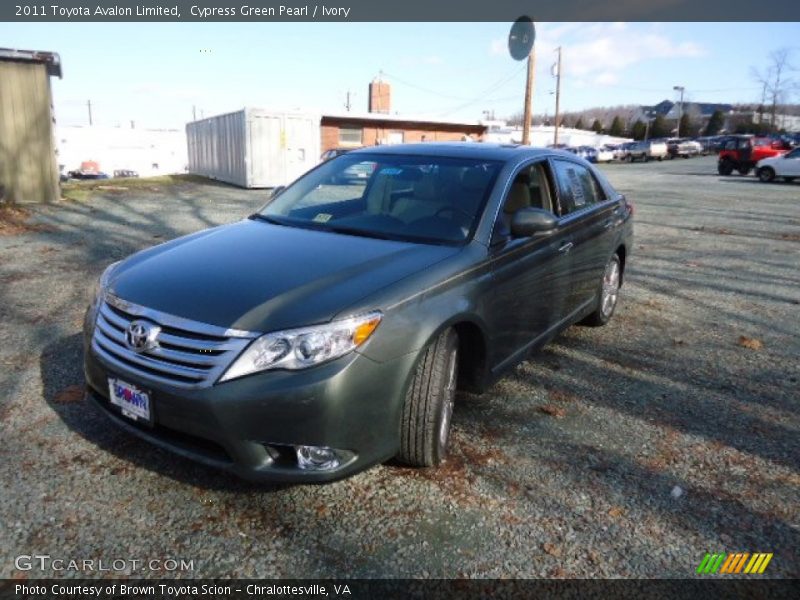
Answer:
[
  {"xmin": 538, "ymin": 404, "xmax": 567, "ymax": 418},
  {"xmin": 737, "ymin": 336, "xmax": 764, "ymax": 350},
  {"xmin": 0, "ymin": 206, "xmax": 54, "ymax": 236},
  {"xmin": 52, "ymin": 385, "xmax": 86, "ymax": 404},
  {"xmin": 548, "ymin": 389, "xmax": 579, "ymax": 404}
]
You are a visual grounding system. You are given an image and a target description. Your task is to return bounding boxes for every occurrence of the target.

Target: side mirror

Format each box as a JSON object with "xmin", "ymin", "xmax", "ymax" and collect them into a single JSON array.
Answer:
[
  {"xmin": 270, "ymin": 186, "xmax": 285, "ymax": 199},
  {"xmin": 510, "ymin": 207, "xmax": 558, "ymax": 238}
]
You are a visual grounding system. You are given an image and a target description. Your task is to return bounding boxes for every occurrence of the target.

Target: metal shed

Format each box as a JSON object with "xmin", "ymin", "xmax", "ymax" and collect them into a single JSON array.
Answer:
[
  {"xmin": 0, "ymin": 48, "xmax": 62, "ymax": 204},
  {"xmin": 186, "ymin": 108, "xmax": 320, "ymax": 188}
]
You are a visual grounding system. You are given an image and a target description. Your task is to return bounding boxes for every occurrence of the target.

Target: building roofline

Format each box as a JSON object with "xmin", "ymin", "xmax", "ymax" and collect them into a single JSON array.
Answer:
[
  {"xmin": 321, "ymin": 112, "xmax": 486, "ymax": 129},
  {"xmin": 0, "ymin": 48, "xmax": 62, "ymax": 78}
]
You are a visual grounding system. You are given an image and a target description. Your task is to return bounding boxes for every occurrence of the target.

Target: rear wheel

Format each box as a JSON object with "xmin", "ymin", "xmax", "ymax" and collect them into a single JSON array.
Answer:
[
  {"xmin": 718, "ymin": 160, "xmax": 734, "ymax": 176},
  {"xmin": 581, "ymin": 254, "xmax": 621, "ymax": 327},
  {"xmin": 758, "ymin": 167, "xmax": 776, "ymax": 182},
  {"xmin": 398, "ymin": 328, "xmax": 459, "ymax": 467}
]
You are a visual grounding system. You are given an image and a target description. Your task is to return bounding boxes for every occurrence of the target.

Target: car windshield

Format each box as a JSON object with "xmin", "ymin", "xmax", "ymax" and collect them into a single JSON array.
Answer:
[{"xmin": 258, "ymin": 153, "xmax": 502, "ymax": 244}]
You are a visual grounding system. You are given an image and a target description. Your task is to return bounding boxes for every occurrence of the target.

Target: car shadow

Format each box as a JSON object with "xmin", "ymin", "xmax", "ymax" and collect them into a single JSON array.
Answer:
[{"xmin": 40, "ymin": 332, "xmax": 291, "ymax": 493}]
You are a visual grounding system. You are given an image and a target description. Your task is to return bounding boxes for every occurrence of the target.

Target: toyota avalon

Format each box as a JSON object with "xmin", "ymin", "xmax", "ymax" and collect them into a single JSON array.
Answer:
[{"xmin": 84, "ymin": 143, "xmax": 633, "ymax": 482}]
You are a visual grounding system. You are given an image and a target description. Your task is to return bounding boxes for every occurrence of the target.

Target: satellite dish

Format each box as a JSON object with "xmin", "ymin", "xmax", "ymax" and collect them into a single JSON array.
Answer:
[{"xmin": 508, "ymin": 16, "xmax": 535, "ymax": 61}]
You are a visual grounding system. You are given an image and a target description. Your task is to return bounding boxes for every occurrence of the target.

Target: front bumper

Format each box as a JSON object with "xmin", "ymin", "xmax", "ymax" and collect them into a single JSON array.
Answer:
[{"xmin": 84, "ymin": 333, "xmax": 417, "ymax": 483}]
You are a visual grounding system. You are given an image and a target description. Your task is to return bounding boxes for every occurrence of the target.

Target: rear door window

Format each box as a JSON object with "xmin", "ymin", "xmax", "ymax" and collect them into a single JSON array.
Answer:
[{"xmin": 551, "ymin": 159, "xmax": 605, "ymax": 216}]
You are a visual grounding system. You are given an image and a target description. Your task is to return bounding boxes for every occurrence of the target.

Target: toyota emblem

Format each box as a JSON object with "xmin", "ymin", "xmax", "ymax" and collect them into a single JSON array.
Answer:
[{"xmin": 125, "ymin": 320, "xmax": 161, "ymax": 353}]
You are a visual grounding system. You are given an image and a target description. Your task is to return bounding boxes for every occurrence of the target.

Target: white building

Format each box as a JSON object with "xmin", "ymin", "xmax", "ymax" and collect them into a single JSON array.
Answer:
[
  {"xmin": 55, "ymin": 125, "xmax": 188, "ymax": 177},
  {"xmin": 752, "ymin": 112, "xmax": 800, "ymax": 132},
  {"xmin": 482, "ymin": 122, "xmax": 631, "ymax": 147}
]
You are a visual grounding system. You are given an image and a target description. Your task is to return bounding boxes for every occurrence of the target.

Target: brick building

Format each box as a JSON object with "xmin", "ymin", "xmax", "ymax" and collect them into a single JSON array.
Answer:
[
  {"xmin": 320, "ymin": 78, "xmax": 486, "ymax": 152},
  {"xmin": 321, "ymin": 113, "xmax": 486, "ymax": 152}
]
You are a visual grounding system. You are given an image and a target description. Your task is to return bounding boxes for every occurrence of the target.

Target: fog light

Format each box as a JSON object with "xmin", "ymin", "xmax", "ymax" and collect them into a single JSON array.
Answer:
[{"xmin": 296, "ymin": 445, "xmax": 340, "ymax": 471}]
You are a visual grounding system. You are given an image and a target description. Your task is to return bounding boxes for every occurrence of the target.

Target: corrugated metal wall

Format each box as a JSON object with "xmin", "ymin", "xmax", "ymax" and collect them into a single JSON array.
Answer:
[
  {"xmin": 186, "ymin": 110, "xmax": 248, "ymax": 187},
  {"xmin": 0, "ymin": 61, "xmax": 59, "ymax": 203},
  {"xmin": 186, "ymin": 109, "xmax": 320, "ymax": 188}
]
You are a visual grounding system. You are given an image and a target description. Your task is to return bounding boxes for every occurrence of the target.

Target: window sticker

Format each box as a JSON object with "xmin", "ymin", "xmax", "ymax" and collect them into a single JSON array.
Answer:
[
  {"xmin": 567, "ymin": 169, "xmax": 586, "ymax": 207},
  {"xmin": 380, "ymin": 167, "xmax": 403, "ymax": 176},
  {"xmin": 313, "ymin": 213, "xmax": 333, "ymax": 223}
]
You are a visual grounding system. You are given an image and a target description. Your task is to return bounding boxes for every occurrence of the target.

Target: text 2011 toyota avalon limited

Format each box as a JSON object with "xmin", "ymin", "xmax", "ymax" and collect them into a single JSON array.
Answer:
[{"xmin": 84, "ymin": 143, "xmax": 633, "ymax": 482}]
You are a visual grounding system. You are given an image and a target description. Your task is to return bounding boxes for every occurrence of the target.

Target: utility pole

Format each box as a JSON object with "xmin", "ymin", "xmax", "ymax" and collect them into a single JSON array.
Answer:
[
  {"xmin": 345, "ymin": 90, "xmax": 352, "ymax": 112},
  {"xmin": 521, "ymin": 47, "xmax": 536, "ymax": 145},
  {"xmin": 193, "ymin": 105, "xmax": 197, "ymax": 121},
  {"xmin": 553, "ymin": 46, "xmax": 562, "ymax": 146},
  {"xmin": 87, "ymin": 99, "xmax": 93, "ymax": 126},
  {"xmin": 673, "ymin": 85, "xmax": 685, "ymax": 137}
]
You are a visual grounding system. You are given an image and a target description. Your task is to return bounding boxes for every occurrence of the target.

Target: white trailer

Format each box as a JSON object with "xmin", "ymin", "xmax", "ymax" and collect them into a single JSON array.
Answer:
[{"xmin": 186, "ymin": 108, "xmax": 320, "ymax": 188}]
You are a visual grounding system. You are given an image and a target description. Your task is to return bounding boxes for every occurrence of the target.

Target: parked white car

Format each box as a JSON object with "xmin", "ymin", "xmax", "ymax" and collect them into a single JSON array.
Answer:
[
  {"xmin": 594, "ymin": 147, "xmax": 615, "ymax": 163},
  {"xmin": 646, "ymin": 140, "xmax": 669, "ymax": 161},
  {"xmin": 756, "ymin": 147, "xmax": 800, "ymax": 182}
]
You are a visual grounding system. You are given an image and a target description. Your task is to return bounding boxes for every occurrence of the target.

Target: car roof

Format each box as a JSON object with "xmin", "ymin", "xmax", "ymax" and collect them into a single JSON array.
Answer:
[{"xmin": 346, "ymin": 142, "xmax": 554, "ymax": 163}]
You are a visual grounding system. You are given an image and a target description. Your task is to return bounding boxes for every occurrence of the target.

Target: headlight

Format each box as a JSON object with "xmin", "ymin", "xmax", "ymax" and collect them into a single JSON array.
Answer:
[
  {"xmin": 220, "ymin": 311, "xmax": 382, "ymax": 381},
  {"xmin": 87, "ymin": 261, "xmax": 120, "ymax": 322}
]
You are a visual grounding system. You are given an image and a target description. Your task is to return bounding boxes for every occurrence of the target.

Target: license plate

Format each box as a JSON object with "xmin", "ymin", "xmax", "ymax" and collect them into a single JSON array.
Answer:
[{"xmin": 108, "ymin": 377, "xmax": 151, "ymax": 423}]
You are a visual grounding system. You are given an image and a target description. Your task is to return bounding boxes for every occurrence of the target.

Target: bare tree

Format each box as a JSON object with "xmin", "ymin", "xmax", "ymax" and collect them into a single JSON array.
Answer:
[{"xmin": 751, "ymin": 48, "xmax": 797, "ymax": 129}]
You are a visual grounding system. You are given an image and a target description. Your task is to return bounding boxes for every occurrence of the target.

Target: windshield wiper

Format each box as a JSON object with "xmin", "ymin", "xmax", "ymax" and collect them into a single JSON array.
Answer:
[
  {"xmin": 250, "ymin": 214, "xmax": 291, "ymax": 227},
  {"xmin": 322, "ymin": 225, "xmax": 396, "ymax": 241}
]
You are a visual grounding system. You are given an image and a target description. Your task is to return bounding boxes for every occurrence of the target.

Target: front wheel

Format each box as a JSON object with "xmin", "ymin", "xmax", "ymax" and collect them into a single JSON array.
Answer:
[
  {"xmin": 398, "ymin": 328, "xmax": 459, "ymax": 467},
  {"xmin": 718, "ymin": 160, "xmax": 734, "ymax": 176},
  {"xmin": 581, "ymin": 254, "xmax": 621, "ymax": 327},
  {"xmin": 758, "ymin": 167, "xmax": 776, "ymax": 182}
]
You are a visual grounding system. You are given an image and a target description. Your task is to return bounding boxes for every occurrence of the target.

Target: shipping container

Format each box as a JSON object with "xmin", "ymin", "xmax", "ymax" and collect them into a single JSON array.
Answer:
[{"xmin": 186, "ymin": 108, "xmax": 320, "ymax": 188}]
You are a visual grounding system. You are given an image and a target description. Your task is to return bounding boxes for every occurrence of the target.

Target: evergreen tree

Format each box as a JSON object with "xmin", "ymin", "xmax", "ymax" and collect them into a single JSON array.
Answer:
[
  {"xmin": 704, "ymin": 110, "xmax": 725, "ymax": 136},
  {"xmin": 650, "ymin": 115, "xmax": 669, "ymax": 138},
  {"xmin": 631, "ymin": 120, "xmax": 646, "ymax": 141},
  {"xmin": 609, "ymin": 116, "xmax": 624, "ymax": 137},
  {"xmin": 591, "ymin": 119, "xmax": 603, "ymax": 133},
  {"xmin": 679, "ymin": 113, "xmax": 693, "ymax": 137},
  {"xmin": 574, "ymin": 117, "xmax": 585, "ymax": 130}
]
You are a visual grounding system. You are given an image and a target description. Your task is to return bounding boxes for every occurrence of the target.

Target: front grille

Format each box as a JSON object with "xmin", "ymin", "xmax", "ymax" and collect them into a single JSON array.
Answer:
[
  {"xmin": 89, "ymin": 389, "xmax": 234, "ymax": 464},
  {"xmin": 91, "ymin": 294, "xmax": 259, "ymax": 388}
]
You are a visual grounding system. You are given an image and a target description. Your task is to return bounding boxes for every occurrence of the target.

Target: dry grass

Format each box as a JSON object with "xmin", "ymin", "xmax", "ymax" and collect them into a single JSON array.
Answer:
[
  {"xmin": 61, "ymin": 174, "xmax": 219, "ymax": 202},
  {"xmin": 0, "ymin": 205, "xmax": 54, "ymax": 236}
]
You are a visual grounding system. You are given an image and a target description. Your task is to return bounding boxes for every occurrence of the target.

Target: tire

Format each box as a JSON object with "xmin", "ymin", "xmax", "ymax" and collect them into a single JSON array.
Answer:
[
  {"xmin": 398, "ymin": 328, "xmax": 459, "ymax": 467},
  {"xmin": 758, "ymin": 167, "xmax": 776, "ymax": 182},
  {"xmin": 718, "ymin": 160, "xmax": 734, "ymax": 176},
  {"xmin": 581, "ymin": 254, "xmax": 622, "ymax": 327}
]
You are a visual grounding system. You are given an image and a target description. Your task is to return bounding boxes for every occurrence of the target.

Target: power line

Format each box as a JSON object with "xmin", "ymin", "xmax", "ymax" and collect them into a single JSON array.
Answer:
[
  {"xmin": 431, "ymin": 64, "xmax": 529, "ymax": 117},
  {"xmin": 381, "ymin": 63, "xmax": 528, "ymax": 117}
]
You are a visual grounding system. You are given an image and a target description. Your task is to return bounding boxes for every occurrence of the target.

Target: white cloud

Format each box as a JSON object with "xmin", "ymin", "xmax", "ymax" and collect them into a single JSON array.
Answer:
[
  {"xmin": 422, "ymin": 55, "xmax": 444, "ymax": 65},
  {"xmin": 399, "ymin": 54, "xmax": 445, "ymax": 67},
  {"xmin": 593, "ymin": 72, "xmax": 620, "ymax": 86},
  {"xmin": 489, "ymin": 37, "xmax": 505, "ymax": 56},
  {"xmin": 496, "ymin": 22, "xmax": 706, "ymax": 88}
]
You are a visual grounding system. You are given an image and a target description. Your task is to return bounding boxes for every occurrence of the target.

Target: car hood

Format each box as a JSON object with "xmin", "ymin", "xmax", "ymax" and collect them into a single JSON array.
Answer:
[
  {"xmin": 756, "ymin": 155, "xmax": 783, "ymax": 166},
  {"xmin": 108, "ymin": 219, "xmax": 460, "ymax": 332}
]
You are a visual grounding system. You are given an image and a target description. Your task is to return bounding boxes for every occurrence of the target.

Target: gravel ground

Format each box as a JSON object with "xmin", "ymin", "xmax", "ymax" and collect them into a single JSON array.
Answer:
[{"xmin": 1, "ymin": 158, "xmax": 798, "ymax": 579}]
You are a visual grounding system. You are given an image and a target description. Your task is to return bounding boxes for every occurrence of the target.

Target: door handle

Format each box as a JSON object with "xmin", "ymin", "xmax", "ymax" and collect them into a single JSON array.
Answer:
[{"xmin": 558, "ymin": 241, "xmax": 574, "ymax": 254}]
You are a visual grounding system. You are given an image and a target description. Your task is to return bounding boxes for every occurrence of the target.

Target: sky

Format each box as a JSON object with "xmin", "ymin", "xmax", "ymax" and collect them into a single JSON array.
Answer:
[{"xmin": 2, "ymin": 21, "xmax": 798, "ymax": 129}]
